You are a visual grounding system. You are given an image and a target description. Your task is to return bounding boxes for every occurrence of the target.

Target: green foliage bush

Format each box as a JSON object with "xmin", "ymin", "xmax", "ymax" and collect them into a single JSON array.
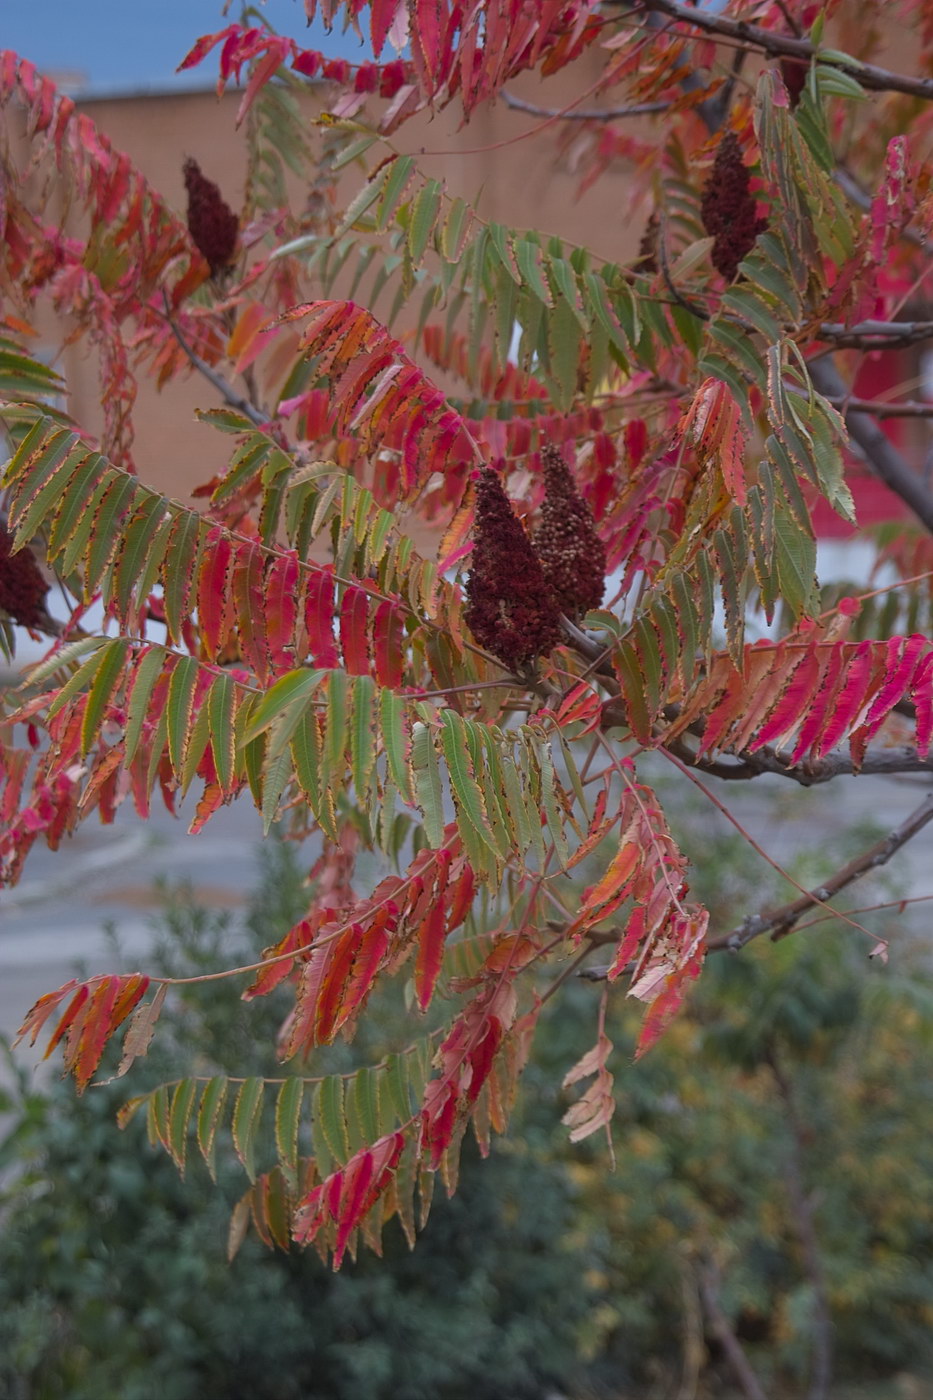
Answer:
[{"xmin": 2, "ymin": 827, "xmax": 932, "ymax": 1398}]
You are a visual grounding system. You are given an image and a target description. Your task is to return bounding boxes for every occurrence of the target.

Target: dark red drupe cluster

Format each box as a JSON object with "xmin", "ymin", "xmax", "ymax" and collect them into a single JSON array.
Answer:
[
  {"xmin": 0, "ymin": 524, "xmax": 50, "ymax": 629},
  {"xmin": 464, "ymin": 451, "xmax": 606, "ymax": 671},
  {"xmin": 700, "ymin": 132, "xmax": 767, "ymax": 282},
  {"xmin": 534, "ymin": 443, "xmax": 606, "ymax": 622},
  {"xmin": 183, "ymin": 158, "xmax": 239, "ymax": 275},
  {"xmin": 464, "ymin": 468, "xmax": 562, "ymax": 671}
]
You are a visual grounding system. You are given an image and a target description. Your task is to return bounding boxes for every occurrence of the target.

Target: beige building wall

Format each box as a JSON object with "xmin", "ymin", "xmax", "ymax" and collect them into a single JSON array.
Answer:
[{"xmin": 27, "ymin": 60, "xmax": 649, "ymax": 501}]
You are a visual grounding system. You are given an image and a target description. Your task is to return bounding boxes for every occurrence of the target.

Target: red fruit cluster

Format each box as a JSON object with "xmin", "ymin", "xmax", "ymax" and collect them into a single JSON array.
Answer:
[
  {"xmin": 534, "ymin": 443, "xmax": 606, "ymax": 622},
  {"xmin": 0, "ymin": 524, "xmax": 50, "ymax": 629},
  {"xmin": 183, "ymin": 158, "xmax": 239, "ymax": 275},
  {"xmin": 464, "ymin": 468, "xmax": 561, "ymax": 671},
  {"xmin": 700, "ymin": 132, "xmax": 767, "ymax": 282}
]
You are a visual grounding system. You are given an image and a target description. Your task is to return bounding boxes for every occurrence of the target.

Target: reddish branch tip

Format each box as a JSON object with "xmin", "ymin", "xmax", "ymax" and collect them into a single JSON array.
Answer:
[
  {"xmin": 464, "ymin": 467, "xmax": 561, "ymax": 670},
  {"xmin": 0, "ymin": 524, "xmax": 51, "ymax": 630},
  {"xmin": 700, "ymin": 132, "xmax": 768, "ymax": 283},
  {"xmin": 183, "ymin": 158, "xmax": 239, "ymax": 276},
  {"xmin": 535, "ymin": 444, "xmax": 606, "ymax": 622}
]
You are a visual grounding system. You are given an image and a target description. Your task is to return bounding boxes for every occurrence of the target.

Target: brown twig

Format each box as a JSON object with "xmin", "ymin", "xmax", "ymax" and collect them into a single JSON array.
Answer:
[
  {"xmin": 696, "ymin": 1256, "xmax": 771, "ymax": 1400},
  {"xmin": 709, "ymin": 792, "xmax": 933, "ymax": 951},
  {"xmin": 666, "ymin": 737, "xmax": 933, "ymax": 787},
  {"xmin": 501, "ymin": 90, "xmax": 670, "ymax": 121},
  {"xmin": 764, "ymin": 1047, "xmax": 833, "ymax": 1400},
  {"xmin": 819, "ymin": 319, "xmax": 933, "ymax": 349},
  {"xmin": 162, "ymin": 307, "xmax": 269, "ymax": 430},
  {"xmin": 640, "ymin": 0, "xmax": 933, "ymax": 102}
]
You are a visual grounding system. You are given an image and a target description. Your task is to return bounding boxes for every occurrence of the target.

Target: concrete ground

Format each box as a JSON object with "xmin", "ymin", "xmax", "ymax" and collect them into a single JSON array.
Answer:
[{"xmin": 2, "ymin": 765, "xmax": 931, "ymax": 1053}]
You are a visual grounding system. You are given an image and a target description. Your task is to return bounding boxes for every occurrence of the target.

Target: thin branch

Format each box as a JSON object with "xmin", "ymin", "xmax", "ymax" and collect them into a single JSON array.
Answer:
[
  {"xmin": 819, "ymin": 395, "xmax": 933, "ymax": 421},
  {"xmin": 696, "ymin": 1257, "xmax": 771, "ymax": 1400},
  {"xmin": 663, "ymin": 747, "xmax": 879, "ymax": 946},
  {"xmin": 501, "ymin": 89, "xmax": 670, "ymax": 121},
  {"xmin": 764, "ymin": 1047, "xmax": 833, "ymax": 1400},
  {"xmin": 668, "ymin": 737, "xmax": 933, "ymax": 787},
  {"xmin": 819, "ymin": 319, "xmax": 933, "ymax": 349},
  {"xmin": 709, "ymin": 792, "xmax": 933, "ymax": 951},
  {"xmin": 808, "ymin": 357, "xmax": 933, "ymax": 537},
  {"xmin": 640, "ymin": 0, "xmax": 933, "ymax": 102},
  {"xmin": 163, "ymin": 309, "xmax": 269, "ymax": 430}
]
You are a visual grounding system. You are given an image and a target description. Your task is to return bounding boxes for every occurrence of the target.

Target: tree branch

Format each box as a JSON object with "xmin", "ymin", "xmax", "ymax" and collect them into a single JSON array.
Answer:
[
  {"xmin": 709, "ymin": 792, "xmax": 933, "ymax": 951},
  {"xmin": 819, "ymin": 319, "xmax": 933, "ymax": 349},
  {"xmin": 808, "ymin": 357, "xmax": 933, "ymax": 537},
  {"xmin": 764, "ymin": 1048, "xmax": 833, "ymax": 1400},
  {"xmin": 163, "ymin": 310, "xmax": 270, "ymax": 431},
  {"xmin": 668, "ymin": 737, "xmax": 933, "ymax": 787},
  {"xmin": 501, "ymin": 89, "xmax": 670, "ymax": 121},
  {"xmin": 696, "ymin": 1257, "xmax": 771, "ymax": 1400},
  {"xmin": 640, "ymin": 0, "xmax": 933, "ymax": 102},
  {"xmin": 818, "ymin": 395, "xmax": 933, "ymax": 421}
]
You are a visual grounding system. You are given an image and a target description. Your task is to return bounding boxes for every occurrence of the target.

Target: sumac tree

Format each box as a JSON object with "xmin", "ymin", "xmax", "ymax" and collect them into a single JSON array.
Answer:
[{"xmin": 2, "ymin": 0, "xmax": 933, "ymax": 1266}]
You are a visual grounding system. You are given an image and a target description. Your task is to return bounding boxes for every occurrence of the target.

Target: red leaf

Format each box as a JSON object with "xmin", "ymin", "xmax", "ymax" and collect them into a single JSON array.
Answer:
[
  {"xmin": 176, "ymin": 26, "xmax": 238, "ymax": 73},
  {"xmin": 372, "ymin": 598, "xmax": 405, "ymax": 688},
  {"xmin": 264, "ymin": 550, "xmax": 300, "ymax": 677},
  {"xmin": 232, "ymin": 540, "xmax": 268, "ymax": 682},
  {"xmin": 414, "ymin": 899, "xmax": 447, "ymax": 1011},
  {"xmin": 197, "ymin": 528, "xmax": 233, "ymax": 660},
  {"xmin": 305, "ymin": 569, "xmax": 340, "ymax": 668},
  {"xmin": 339, "ymin": 586, "xmax": 372, "ymax": 677}
]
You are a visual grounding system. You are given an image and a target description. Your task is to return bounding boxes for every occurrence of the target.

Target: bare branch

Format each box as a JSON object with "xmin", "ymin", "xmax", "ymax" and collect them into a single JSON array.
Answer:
[
  {"xmin": 163, "ymin": 311, "xmax": 269, "ymax": 431},
  {"xmin": 696, "ymin": 1258, "xmax": 771, "ymax": 1400},
  {"xmin": 808, "ymin": 357, "xmax": 933, "ymax": 537},
  {"xmin": 765, "ymin": 1049, "xmax": 833, "ymax": 1400},
  {"xmin": 818, "ymin": 395, "xmax": 933, "ymax": 421},
  {"xmin": 709, "ymin": 793, "xmax": 933, "ymax": 951},
  {"xmin": 640, "ymin": 0, "xmax": 933, "ymax": 102},
  {"xmin": 501, "ymin": 89, "xmax": 670, "ymax": 121},
  {"xmin": 819, "ymin": 319, "xmax": 933, "ymax": 349},
  {"xmin": 668, "ymin": 738, "xmax": 933, "ymax": 787}
]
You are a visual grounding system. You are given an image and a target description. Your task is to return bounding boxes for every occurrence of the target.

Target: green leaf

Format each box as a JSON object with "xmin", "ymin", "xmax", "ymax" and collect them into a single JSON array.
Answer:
[
  {"xmin": 407, "ymin": 178, "xmax": 443, "ymax": 264},
  {"xmin": 243, "ymin": 667, "xmax": 324, "ymax": 746},
  {"xmin": 196, "ymin": 1077, "xmax": 229, "ymax": 1182},
  {"xmin": 123, "ymin": 645, "xmax": 168, "ymax": 765},
  {"xmin": 46, "ymin": 639, "xmax": 116, "ymax": 723},
  {"xmin": 411, "ymin": 720, "xmax": 445, "ymax": 848},
  {"xmin": 232, "ymin": 1077, "xmax": 265, "ymax": 1182},
  {"xmin": 80, "ymin": 638, "xmax": 129, "ymax": 757},
  {"xmin": 5, "ymin": 422, "xmax": 83, "ymax": 545},
  {"xmin": 382, "ymin": 1052, "xmax": 414, "ymax": 1128},
  {"xmin": 166, "ymin": 654, "xmax": 200, "ymax": 776},
  {"xmin": 376, "ymin": 154, "xmax": 417, "ymax": 230},
  {"xmin": 168, "ymin": 1077, "xmax": 198, "ymax": 1175},
  {"xmin": 346, "ymin": 1065, "xmax": 380, "ymax": 1153},
  {"xmin": 274, "ymin": 1076, "xmax": 304, "ymax": 1177},
  {"xmin": 207, "ymin": 670, "xmax": 238, "ymax": 793},
  {"xmin": 440, "ymin": 711, "xmax": 499, "ymax": 862},
  {"xmin": 314, "ymin": 1075, "xmax": 349, "ymax": 1168},
  {"xmin": 379, "ymin": 685, "xmax": 413, "ymax": 803},
  {"xmin": 84, "ymin": 476, "xmax": 138, "ymax": 598},
  {"xmin": 163, "ymin": 513, "xmax": 202, "ymax": 644},
  {"xmin": 350, "ymin": 673, "xmax": 376, "ymax": 799}
]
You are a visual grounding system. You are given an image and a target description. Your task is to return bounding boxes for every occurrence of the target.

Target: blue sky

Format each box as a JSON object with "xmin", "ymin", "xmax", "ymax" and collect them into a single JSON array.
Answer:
[{"xmin": 5, "ymin": 1, "xmax": 368, "ymax": 94}]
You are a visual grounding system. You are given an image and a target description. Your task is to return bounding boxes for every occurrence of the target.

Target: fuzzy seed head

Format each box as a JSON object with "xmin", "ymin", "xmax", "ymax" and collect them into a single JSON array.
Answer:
[
  {"xmin": 183, "ymin": 158, "xmax": 239, "ymax": 276},
  {"xmin": 700, "ymin": 132, "xmax": 767, "ymax": 283},
  {"xmin": 464, "ymin": 468, "xmax": 562, "ymax": 670},
  {"xmin": 0, "ymin": 525, "xmax": 50, "ymax": 629},
  {"xmin": 534, "ymin": 444, "xmax": 606, "ymax": 622}
]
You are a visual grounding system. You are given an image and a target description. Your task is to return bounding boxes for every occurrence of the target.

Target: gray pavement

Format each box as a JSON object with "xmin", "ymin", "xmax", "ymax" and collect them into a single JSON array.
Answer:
[
  {"xmin": 2, "ymin": 767, "xmax": 932, "ymax": 1055},
  {"xmin": 0, "ymin": 796, "xmax": 265, "ymax": 1053}
]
